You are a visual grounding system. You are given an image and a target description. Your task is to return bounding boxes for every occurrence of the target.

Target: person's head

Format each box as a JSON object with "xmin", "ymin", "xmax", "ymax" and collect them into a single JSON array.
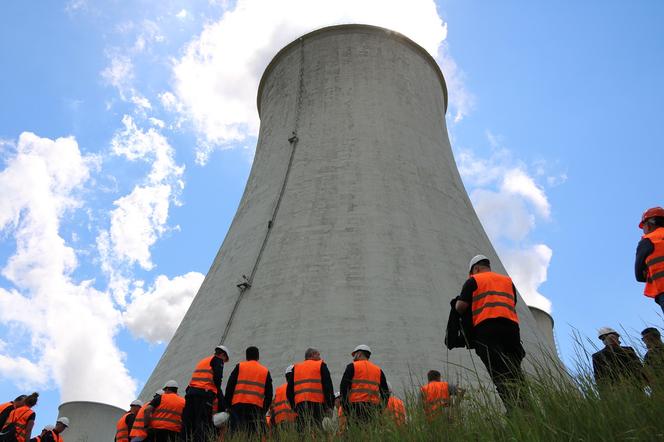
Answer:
[
  {"xmin": 129, "ymin": 399, "xmax": 143, "ymax": 414},
  {"xmin": 246, "ymin": 346, "xmax": 259, "ymax": 361},
  {"xmin": 163, "ymin": 380, "xmax": 179, "ymax": 393},
  {"xmin": 640, "ymin": 207, "xmax": 664, "ymax": 234},
  {"xmin": 468, "ymin": 255, "xmax": 491, "ymax": 276},
  {"xmin": 598, "ymin": 327, "xmax": 621, "ymax": 347},
  {"xmin": 305, "ymin": 348, "xmax": 321, "ymax": 361},
  {"xmin": 40, "ymin": 425, "xmax": 54, "ymax": 436},
  {"xmin": 351, "ymin": 345, "xmax": 371, "ymax": 361},
  {"xmin": 12, "ymin": 395, "xmax": 27, "ymax": 407},
  {"xmin": 427, "ymin": 370, "xmax": 442, "ymax": 382},
  {"xmin": 215, "ymin": 345, "xmax": 230, "ymax": 363},
  {"xmin": 641, "ymin": 327, "xmax": 662, "ymax": 349},
  {"xmin": 24, "ymin": 392, "xmax": 39, "ymax": 408},
  {"xmin": 54, "ymin": 417, "xmax": 69, "ymax": 433}
]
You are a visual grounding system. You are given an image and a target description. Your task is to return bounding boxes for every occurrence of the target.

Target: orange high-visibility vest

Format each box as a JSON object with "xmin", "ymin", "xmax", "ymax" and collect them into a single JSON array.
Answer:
[
  {"xmin": 114, "ymin": 411, "xmax": 132, "ymax": 442},
  {"xmin": 3, "ymin": 405, "xmax": 34, "ymax": 442},
  {"xmin": 386, "ymin": 396, "xmax": 406, "ymax": 426},
  {"xmin": 644, "ymin": 228, "xmax": 664, "ymax": 298},
  {"xmin": 349, "ymin": 360, "xmax": 382, "ymax": 404},
  {"xmin": 0, "ymin": 402, "xmax": 13, "ymax": 416},
  {"xmin": 129, "ymin": 404, "xmax": 149, "ymax": 439},
  {"xmin": 150, "ymin": 392, "xmax": 185, "ymax": 432},
  {"xmin": 421, "ymin": 381, "xmax": 450, "ymax": 417},
  {"xmin": 471, "ymin": 272, "xmax": 519, "ymax": 326},
  {"xmin": 46, "ymin": 430, "xmax": 62, "ymax": 442},
  {"xmin": 189, "ymin": 355, "xmax": 218, "ymax": 393},
  {"xmin": 293, "ymin": 359, "xmax": 324, "ymax": 404},
  {"xmin": 231, "ymin": 361, "xmax": 269, "ymax": 407},
  {"xmin": 272, "ymin": 384, "xmax": 296, "ymax": 425}
]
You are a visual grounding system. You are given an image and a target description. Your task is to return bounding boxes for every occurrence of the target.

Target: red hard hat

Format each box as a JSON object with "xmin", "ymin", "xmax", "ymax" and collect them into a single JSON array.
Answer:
[{"xmin": 640, "ymin": 206, "xmax": 664, "ymax": 228}]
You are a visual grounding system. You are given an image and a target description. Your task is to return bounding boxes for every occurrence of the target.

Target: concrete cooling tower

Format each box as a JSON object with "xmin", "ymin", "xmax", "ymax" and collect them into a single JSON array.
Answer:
[
  {"xmin": 58, "ymin": 401, "xmax": 125, "ymax": 442},
  {"xmin": 142, "ymin": 24, "xmax": 563, "ymax": 398}
]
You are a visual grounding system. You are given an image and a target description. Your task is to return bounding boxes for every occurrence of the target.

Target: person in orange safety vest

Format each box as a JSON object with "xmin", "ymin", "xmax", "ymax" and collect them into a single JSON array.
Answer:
[
  {"xmin": 339, "ymin": 345, "xmax": 390, "ymax": 424},
  {"xmin": 181, "ymin": 345, "xmax": 230, "ymax": 441},
  {"xmin": 130, "ymin": 391, "xmax": 162, "ymax": 442},
  {"xmin": 114, "ymin": 399, "xmax": 143, "ymax": 442},
  {"xmin": 144, "ymin": 381, "xmax": 185, "ymax": 442},
  {"xmin": 635, "ymin": 206, "xmax": 664, "ymax": 314},
  {"xmin": 34, "ymin": 417, "xmax": 68, "ymax": 442},
  {"xmin": 419, "ymin": 370, "xmax": 464, "ymax": 422},
  {"xmin": 224, "ymin": 346, "xmax": 273, "ymax": 437},
  {"xmin": 454, "ymin": 255, "xmax": 525, "ymax": 411},
  {"xmin": 0, "ymin": 395, "xmax": 26, "ymax": 430},
  {"xmin": 287, "ymin": 348, "xmax": 334, "ymax": 431},
  {"xmin": 271, "ymin": 365, "xmax": 297, "ymax": 430},
  {"xmin": 2, "ymin": 392, "xmax": 38, "ymax": 442},
  {"xmin": 385, "ymin": 383, "xmax": 406, "ymax": 426}
]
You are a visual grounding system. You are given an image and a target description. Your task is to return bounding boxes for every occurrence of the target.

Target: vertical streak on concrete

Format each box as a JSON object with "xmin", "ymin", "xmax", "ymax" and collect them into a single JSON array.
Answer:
[{"xmin": 141, "ymin": 25, "xmax": 562, "ymax": 399}]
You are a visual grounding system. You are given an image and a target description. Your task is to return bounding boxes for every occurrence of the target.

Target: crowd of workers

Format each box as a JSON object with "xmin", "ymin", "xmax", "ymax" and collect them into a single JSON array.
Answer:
[{"xmin": 0, "ymin": 206, "xmax": 661, "ymax": 442}]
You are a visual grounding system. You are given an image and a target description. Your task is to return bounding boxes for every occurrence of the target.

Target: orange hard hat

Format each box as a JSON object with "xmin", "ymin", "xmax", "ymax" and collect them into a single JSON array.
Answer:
[{"xmin": 640, "ymin": 206, "xmax": 664, "ymax": 228}]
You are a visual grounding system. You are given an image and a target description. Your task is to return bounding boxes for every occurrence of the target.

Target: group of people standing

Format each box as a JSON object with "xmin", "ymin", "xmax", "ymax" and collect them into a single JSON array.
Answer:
[{"xmin": 0, "ymin": 393, "xmax": 69, "ymax": 442}]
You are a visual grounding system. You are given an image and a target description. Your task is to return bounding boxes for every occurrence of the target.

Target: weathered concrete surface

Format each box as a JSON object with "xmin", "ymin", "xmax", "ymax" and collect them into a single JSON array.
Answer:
[
  {"xmin": 142, "ymin": 24, "xmax": 562, "ymax": 399},
  {"xmin": 58, "ymin": 401, "xmax": 125, "ymax": 442}
]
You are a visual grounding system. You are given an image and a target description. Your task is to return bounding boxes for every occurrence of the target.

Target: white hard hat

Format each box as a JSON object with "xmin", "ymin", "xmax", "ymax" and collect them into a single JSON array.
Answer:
[
  {"xmin": 598, "ymin": 327, "xmax": 619, "ymax": 339},
  {"xmin": 469, "ymin": 254, "xmax": 489, "ymax": 272},
  {"xmin": 215, "ymin": 345, "xmax": 230, "ymax": 358},
  {"xmin": 163, "ymin": 380, "xmax": 179, "ymax": 389},
  {"xmin": 212, "ymin": 411, "xmax": 230, "ymax": 428},
  {"xmin": 156, "ymin": 389, "xmax": 164, "ymax": 395},
  {"xmin": 352, "ymin": 344, "xmax": 372, "ymax": 355},
  {"xmin": 285, "ymin": 364, "xmax": 294, "ymax": 376},
  {"xmin": 43, "ymin": 425, "xmax": 55, "ymax": 431},
  {"xmin": 130, "ymin": 399, "xmax": 143, "ymax": 407},
  {"xmin": 56, "ymin": 417, "xmax": 69, "ymax": 427}
]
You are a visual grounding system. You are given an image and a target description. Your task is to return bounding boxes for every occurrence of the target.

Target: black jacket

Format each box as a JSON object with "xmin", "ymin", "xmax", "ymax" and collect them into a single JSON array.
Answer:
[{"xmin": 445, "ymin": 297, "xmax": 474, "ymax": 349}]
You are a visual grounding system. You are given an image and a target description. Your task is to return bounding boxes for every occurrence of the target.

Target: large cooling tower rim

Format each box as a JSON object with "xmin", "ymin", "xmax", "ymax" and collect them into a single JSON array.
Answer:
[
  {"xmin": 528, "ymin": 305, "xmax": 555, "ymax": 328},
  {"xmin": 58, "ymin": 400, "xmax": 125, "ymax": 413},
  {"xmin": 257, "ymin": 24, "xmax": 448, "ymax": 117}
]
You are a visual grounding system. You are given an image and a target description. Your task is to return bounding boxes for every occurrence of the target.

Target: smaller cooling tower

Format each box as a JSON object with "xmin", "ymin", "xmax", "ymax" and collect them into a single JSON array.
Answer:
[
  {"xmin": 528, "ymin": 306, "xmax": 558, "ymax": 361},
  {"xmin": 58, "ymin": 401, "xmax": 125, "ymax": 442}
]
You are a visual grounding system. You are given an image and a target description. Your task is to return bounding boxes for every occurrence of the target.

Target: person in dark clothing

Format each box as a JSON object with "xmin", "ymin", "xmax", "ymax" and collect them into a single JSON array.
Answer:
[
  {"xmin": 0, "ymin": 395, "xmax": 26, "ymax": 430},
  {"xmin": 454, "ymin": 255, "xmax": 525, "ymax": 411},
  {"xmin": 286, "ymin": 348, "xmax": 335, "ymax": 431},
  {"xmin": 38, "ymin": 417, "xmax": 68, "ymax": 442},
  {"xmin": 339, "ymin": 345, "xmax": 390, "ymax": 424},
  {"xmin": 181, "ymin": 345, "xmax": 229, "ymax": 441},
  {"xmin": 641, "ymin": 327, "xmax": 664, "ymax": 381},
  {"xmin": 634, "ymin": 207, "xmax": 664, "ymax": 313},
  {"xmin": 225, "ymin": 346, "xmax": 273, "ymax": 437},
  {"xmin": 592, "ymin": 327, "xmax": 644, "ymax": 392}
]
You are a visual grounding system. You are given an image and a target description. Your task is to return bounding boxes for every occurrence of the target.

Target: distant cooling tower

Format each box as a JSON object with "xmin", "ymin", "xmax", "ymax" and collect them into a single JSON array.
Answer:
[
  {"xmin": 58, "ymin": 401, "xmax": 124, "ymax": 442},
  {"xmin": 142, "ymin": 24, "xmax": 562, "ymax": 398}
]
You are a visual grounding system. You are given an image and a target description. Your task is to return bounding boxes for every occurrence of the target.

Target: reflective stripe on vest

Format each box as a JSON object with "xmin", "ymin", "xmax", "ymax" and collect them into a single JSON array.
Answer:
[
  {"xmin": 349, "ymin": 360, "xmax": 382, "ymax": 404},
  {"xmin": 387, "ymin": 396, "xmax": 406, "ymax": 425},
  {"xmin": 471, "ymin": 272, "xmax": 519, "ymax": 326},
  {"xmin": 644, "ymin": 229, "xmax": 664, "ymax": 298},
  {"xmin": 3, "ymin": 406, "xmax": 34, "ymax": 442},
  {"xmin": 272, "ymin": 384, "xmax": 296, "ymax": 424},
  {"xmin": 232, "ymin": 360, "xmax": 269, "ymax": 407},
  {"xmin": 293, "ymin": 359, "xmax": 324, "ymax": 404},
  {"xmin": 115, "ymin": 411, "xmax": 132, "ymax": 442},
  {"xmin": 421, "ymin": 381, "xmax": 450, "ymax": 416},
  {"xmin": 150, "ymin": 392, "xmax": 185, "ymax": 432},
  {"xmin": 129, "ymin": 404, "xmax": 149, "ymax": 439},
  {"xmin": 189, "ymin": 355, "xmax": 218, "ymax": 394}
]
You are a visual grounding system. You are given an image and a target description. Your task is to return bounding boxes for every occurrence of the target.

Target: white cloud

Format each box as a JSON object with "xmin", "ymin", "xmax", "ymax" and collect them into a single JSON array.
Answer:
[
  {"xmin": 457, "ymin": 135, "xmax": 560, "ymax": 312},
  {"xmin": 124, "ymin": 272, "xmax": 205, "ymax": 343},
  {"xmin": 176, "ymin": 9, "xmax": 188, "ymax": 19},
  {"xmin": 0, "ymin": 132, "xmax": 136, "ymax": 407},
  {"xmin": 101, "ymin": 55, "xmax": 134, "ymax": 99},
  {"xmin": 170, "ymin": 0, "xmax": 463, "ymax": 163}
]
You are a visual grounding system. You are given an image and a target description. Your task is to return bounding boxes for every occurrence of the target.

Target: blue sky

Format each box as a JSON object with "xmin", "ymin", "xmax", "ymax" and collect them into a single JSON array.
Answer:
[{"xmin": 1, "ymin": 0, "xmax": 662, "ymax": 431}]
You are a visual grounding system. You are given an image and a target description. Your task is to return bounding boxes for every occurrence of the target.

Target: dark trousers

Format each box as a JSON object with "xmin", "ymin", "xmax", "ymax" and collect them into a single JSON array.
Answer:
[
  {"xmin": 147, "ymin": 429, "xmax": 179, "ymax": 442},
  {"xmin": 181, "ymin": 387, "xmax": 215, "ymax": 441},
  {"xmin": 344, "ymin": 403, "xmax": 381, "ymax": 424},
  {"xmin": 656, "ymin": 294, "xmax": 664, "ymax": 314},
  {"xmin": 294, "ymin": 402, "xmax": 327, "ymax": 431},
  {"xmin": 229, "ymin": 404, "xmax": 266, "ymax": 436},
  {"xmin": 474, "ymin": 320, "xmax": 526, "ymax": 411}
]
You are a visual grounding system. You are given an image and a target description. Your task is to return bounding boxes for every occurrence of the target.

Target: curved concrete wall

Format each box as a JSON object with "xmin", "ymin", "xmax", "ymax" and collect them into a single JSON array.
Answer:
[
  {"xmin": 58, "ymin": 401, "xmax": 125, "ymax": 442},
  {"xmin": 142, "ymin": 24, "xmax": 563, "ymax": 399}
]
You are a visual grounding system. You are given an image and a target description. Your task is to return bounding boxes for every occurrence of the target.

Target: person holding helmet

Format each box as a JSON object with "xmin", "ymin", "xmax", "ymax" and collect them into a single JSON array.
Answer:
[
  {"xmin": 36, "ymin": 417, "xmax": 68, "ymax": 442},
  {"xmin": 271, "ymin": 365, "xmax": 297, "ymax": 430},
  {"xmin": 181, "ymin": 345, "xmax": 230, "ymax": 441},
  {"xmin": 287, "ymin": 348, "xmax": 334, "ymax": 431},
  {"xmin": 145, "ymin": 381, "xmax": 184, "ymax": 442},
  {"xmin": 339, "ymin": 345, "xmax": 389, "ymax": 423},
  {"xmin": 592, "ymin": 327, "xmax": 643, "ymax": 392},
  {"xmin": 454, "ymin": 255, "xmax": 525, "ymax": 411},
  {"xmin": 114, "ymin": 399, "xmax": 143, "ymax": 442},
  {"xmin": 635, "ymin": 206, "xmax": 664, "ymax": 313}
]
